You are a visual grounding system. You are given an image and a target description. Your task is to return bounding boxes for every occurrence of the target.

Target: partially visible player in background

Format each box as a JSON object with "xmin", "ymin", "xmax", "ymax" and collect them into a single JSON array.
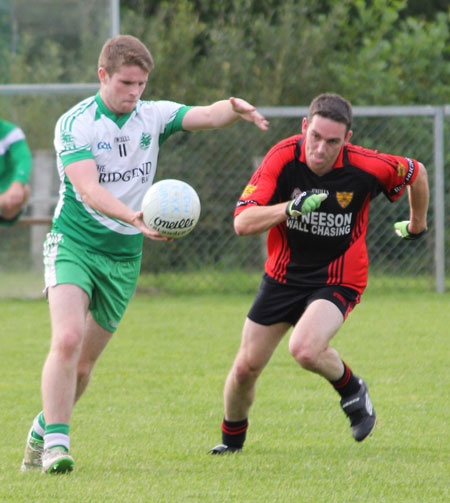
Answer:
[
  {"xmin": 210, "ymin": 93, "xmax": 429, "ymax": 454},
  {"xmin": 0, "ymin": 118, "xmax": 32, "ymax": 226},
  {"xmin": 20, "ymin": 34, "xmax": 268, "ymax": 474}
]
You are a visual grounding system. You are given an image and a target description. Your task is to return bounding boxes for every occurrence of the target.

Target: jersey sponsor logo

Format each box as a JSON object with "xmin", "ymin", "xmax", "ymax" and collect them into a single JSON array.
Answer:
[
  {"xmin": 97, "ymin": 161, "xmax": 152, "ymax": 184},
  {"xmin": 336, "ymin": 191, "xmax": 353, "ymax": 209},
  {"xmin": 241, "ymin": 184, "xmax": 257, "ymax": 198},
  {"xmin": 97, "ymin": 141, "xmax": 112, "ymax": 150},
  {"xmin": 140, "ymin": 132, "xmax": 152, "ymax": 150},
  {"xmin": 290, "ymin": 187, "xmax": 330, "ymax": 199},
  {"xmin": 287, "ymin": 211, "xmax": 352, "ymax": 237},
  {"xmin": 114, "ymin": 136, "xmax": 131, "ymax": 143}
]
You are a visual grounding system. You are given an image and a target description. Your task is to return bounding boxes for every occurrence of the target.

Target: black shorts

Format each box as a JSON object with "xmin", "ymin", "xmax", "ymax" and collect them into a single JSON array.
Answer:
[{"xmin": 247, "ymin": 275, "xmax": 361, "ymax": 326}]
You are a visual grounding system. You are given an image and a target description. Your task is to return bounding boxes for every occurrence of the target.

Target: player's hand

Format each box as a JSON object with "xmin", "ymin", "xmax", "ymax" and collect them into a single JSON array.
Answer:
[
  {"xmin": 132, "ymin": 212, "xmax": 173, "ymax": 242},
  {"xmin": 394, "ymin": 220, "xmax": 427, "ymax": 240},
  {"xmin": 286, "ymin": 191, "xmax": 328, "ymax": 217},
  {"xmin": 229, "ymin": 97, "xmax": 269, "ymax": 131}
]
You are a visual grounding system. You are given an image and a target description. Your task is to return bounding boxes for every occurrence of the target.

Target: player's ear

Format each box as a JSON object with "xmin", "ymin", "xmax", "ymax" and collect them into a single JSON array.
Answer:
[
  {"xmin": 98, "ymin": 67, "xmax": 107, "ymax": 84},
  {"xmin": 345, "ymin": 129, "xmax": 353, "ymax": 143},
  {"xmin": 301, "ymin": 117, "xmax": 308, "ymax": 134}
]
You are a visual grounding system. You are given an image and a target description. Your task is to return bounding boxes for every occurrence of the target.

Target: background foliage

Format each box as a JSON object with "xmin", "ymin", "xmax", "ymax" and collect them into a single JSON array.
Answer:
[{"xmin": 1, "ymin": 0, "xmax": 449, "ymax": 109}]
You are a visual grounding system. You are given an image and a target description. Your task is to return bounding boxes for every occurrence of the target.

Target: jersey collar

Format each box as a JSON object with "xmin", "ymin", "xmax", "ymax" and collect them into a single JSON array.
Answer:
[
  {"xmin": 298, "ymin": 135, "xmax": 346, "ymax": 170},
  {"xmin": 94, "ymin": 92, "xmax": 135, "ymax": 128}
]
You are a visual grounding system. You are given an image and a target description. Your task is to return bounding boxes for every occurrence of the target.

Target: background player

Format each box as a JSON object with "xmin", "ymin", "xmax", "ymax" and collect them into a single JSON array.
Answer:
[
  {"xmin": 0, "ymin": 118, "xmax": 32, "ymax": 225},
  {"xmin": 210, "ymin": 93, "xmax": 429, "ymax": 454},
  {"xmin": 21, "ymin": 34, "xmax": 268, "ymax": 474}
]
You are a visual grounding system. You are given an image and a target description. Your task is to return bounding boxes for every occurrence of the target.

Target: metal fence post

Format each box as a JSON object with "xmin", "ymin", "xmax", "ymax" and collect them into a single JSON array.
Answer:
[{"xmin": 433, "ymin": 107, "xmax": 445, "ymax": 293}]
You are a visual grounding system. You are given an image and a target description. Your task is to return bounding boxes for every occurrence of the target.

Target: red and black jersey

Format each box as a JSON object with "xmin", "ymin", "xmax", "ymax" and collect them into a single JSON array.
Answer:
[{"xmin": 235, "ymin": 134, "xmax": 418, "ymax": 294}]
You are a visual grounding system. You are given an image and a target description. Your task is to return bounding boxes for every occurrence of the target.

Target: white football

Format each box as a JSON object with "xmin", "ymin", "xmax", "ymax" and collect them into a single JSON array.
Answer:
[{"xmin": 141, "ymin": 179, "xmax": 201, "ymax": 238}]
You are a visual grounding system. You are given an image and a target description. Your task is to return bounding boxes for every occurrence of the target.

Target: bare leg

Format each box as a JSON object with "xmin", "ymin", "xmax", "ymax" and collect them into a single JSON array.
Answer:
[
  {"xmin": 224, "ymin": 318, "xmax": 290, "ymax": 421},
  {"xmin": 75, "ymin": 312, "xmax": 113, "ymax": 402},
  {"xmin": 41, "ymin": 284, "xmax": 90, "ymax": 425},
  {"xmin": 288, "ymin": 299, "xmax": 345, "ymax": 381}
]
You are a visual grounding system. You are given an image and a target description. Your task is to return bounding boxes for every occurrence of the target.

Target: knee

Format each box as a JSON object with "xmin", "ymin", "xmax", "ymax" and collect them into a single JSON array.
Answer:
[
  {"xmin": 289, "ymin": 339, "xmax": 319, "ymax": 371},
  {"xmin": 232, "ymin": 359, "xmax": 261, "ymax": 387},
  {"xmin": 52, "ymin": 330, "xmax": 83, "ymax": 361}
]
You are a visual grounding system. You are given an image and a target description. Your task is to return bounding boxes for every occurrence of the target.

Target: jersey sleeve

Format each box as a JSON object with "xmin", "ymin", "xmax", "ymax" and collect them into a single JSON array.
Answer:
[
  {"xmin": 55, "ymin": 114, "xmax": 94, "ymax": 168},
  {"xmin": 346, "ymin": 145, "xmax": 419, "ymax": 202},
  {"xmin": 234, "ymin": 136, "xmax": 299, "ymax": 217},
  {"xmin": 153, "ymin": 101, "xmax": 193, "ymax": 146}
]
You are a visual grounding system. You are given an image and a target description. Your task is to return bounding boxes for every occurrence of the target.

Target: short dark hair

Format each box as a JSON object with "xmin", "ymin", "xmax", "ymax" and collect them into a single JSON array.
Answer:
[
  {"xmin": 98, "ymin": 35, "xmax": 154, "ymax": 76},
  {"xmin": 308, "ymin": 93, "xmax": 353, "ymax": 132}
]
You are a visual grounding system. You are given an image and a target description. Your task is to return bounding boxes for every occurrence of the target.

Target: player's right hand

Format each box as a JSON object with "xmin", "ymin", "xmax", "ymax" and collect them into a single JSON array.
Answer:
[{"xmin": 286, "ymin": 191, "xmax": 328, "ymax": 218}]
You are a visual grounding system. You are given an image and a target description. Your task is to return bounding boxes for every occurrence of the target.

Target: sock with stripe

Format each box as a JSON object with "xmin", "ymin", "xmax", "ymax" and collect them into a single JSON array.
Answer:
[
  {"xmin": 330, "ymin": 361, "xmax": 361, "ymax": 398},
  {"xmin": 44, "ymin": 423, "xmax": 70, "ymax": 452},
  {"xmin": 221, "ymin": 418, "xmax": 248, "ymax": 448},
  {"xmin": 31, "ymin": 411, "xmax": 46, "ymax": 442}
]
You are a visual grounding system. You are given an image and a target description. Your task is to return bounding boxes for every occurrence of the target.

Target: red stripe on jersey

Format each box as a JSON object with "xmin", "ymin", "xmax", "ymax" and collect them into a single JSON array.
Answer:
[
  {"xmin": 327, "ymin": 194, "xmax": 370, "ymax": 291},
  {"xmin": 266, "ymin": 223, "xmax": 290, "ymax": 283},
  {"xmin": 345, "ymin": 144, "xmax": 419, "ymax": 201},
  {"xmin": 327, "ymin": 255, "xmax": 344, "ymax": 285},
  {"xmin": 340, "ymin": 195, "xmax": 371, "ymax": 293}
]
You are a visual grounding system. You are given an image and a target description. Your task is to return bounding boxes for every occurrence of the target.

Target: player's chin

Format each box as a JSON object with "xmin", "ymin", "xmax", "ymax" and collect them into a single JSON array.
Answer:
[{"xmin": 120, "ymin": 102, "xmax": 137, "ymax": 113}]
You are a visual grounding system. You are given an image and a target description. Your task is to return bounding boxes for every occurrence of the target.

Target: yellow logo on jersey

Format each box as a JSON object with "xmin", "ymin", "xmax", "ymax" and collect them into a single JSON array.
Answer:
[
  {"xmin": 397, "ymin": 162, "xmax": 406, "ymax": 177},
  {"xmin": 336, "ymin": 192, "xmax": 353, "ymax": 208},
  {"xmin": 241, "ymin": 184, "xmax": 257, "ymax": 198}
]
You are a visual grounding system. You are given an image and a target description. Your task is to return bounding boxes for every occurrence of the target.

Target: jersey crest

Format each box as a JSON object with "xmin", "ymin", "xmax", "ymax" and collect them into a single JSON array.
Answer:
[{"xmin": 336, "ymin": 191, "xmax": 353, "ymax": 208}]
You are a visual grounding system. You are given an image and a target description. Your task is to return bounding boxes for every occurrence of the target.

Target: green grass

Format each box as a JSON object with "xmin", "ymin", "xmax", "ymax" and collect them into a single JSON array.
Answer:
[{"xmin": 0, "ymin": 290, "xmax": 449, "ymax": 502}]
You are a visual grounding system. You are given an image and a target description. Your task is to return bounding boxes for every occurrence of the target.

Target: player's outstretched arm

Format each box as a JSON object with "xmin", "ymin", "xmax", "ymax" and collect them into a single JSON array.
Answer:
[
  {"xmin": 234, "ymin": 203, "xmax": 289, "ymax": 236},
  {"xmin": 235, "ymin": 192, "xmax": 328, "ymax": 236},
  {"xmin": 65, "ymin": 160, "xmax": 172, "ymax": 241},
  {"xmin": 182, "ymin": 97, "xmax": 269, "ymax": 131},
  {"xmin": 394, "ymin": 162, "xmax": 429, "ymax": 240}
]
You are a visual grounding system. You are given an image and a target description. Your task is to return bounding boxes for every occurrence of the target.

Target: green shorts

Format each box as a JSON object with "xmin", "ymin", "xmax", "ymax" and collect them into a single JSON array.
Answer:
[{"xmin": 43, "ymin": 232, "xmax": 141, "ymax": 332}]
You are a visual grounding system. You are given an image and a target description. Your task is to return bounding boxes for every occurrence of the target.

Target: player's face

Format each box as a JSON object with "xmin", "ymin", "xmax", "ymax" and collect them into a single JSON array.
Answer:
[
  {"xmin": 302, "ymin": 115, "xmax": 352, "ymax": 175},
  {"xmin": 98, "ymin": 65, "xmax": 148, "ymax": 116}
]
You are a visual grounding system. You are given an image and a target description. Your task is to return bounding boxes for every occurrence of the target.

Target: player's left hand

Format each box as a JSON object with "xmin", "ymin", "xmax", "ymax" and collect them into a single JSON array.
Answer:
[
  {"xmin": 394, "ymin": 220, "xmax": 427, "ymax": 240},
  {"xmin": 230, "ymin": 97, "xmax": 269, "ymax": 131},
  {"xmin": 132, "ymin": 212, "xmax": 173, "ymax": 242}
]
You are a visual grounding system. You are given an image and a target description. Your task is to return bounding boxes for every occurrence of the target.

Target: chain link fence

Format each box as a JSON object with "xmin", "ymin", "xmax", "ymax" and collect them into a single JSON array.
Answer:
[{"xmin": 0, "ymin": 93, "xmax": 448, "ymax": 298}]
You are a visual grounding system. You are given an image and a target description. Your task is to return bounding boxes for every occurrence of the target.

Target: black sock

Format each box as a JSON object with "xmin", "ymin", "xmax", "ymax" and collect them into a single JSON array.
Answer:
[
  {"xmin": 221, "ymin": 418, "xmax": 248, "ymax": 448},
  {"xmin": 330, "ymin": 361, "xmax": 361, "ymax": 398}
]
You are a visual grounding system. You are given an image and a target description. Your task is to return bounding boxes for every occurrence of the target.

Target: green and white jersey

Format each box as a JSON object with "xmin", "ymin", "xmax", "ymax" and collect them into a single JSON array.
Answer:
[
  {"xmin": 53, "ymin": 93, "xmax": 191, "ymax": 259},
  {"xmin": 0, "ymin": 119, "xmax": 32, "ymax": 192}
]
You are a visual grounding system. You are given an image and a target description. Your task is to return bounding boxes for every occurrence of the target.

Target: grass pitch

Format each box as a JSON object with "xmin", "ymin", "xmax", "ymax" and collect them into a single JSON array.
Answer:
[{"xmin": 0, "ymin": 289, "xmax": 448, "ymax": 502}]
